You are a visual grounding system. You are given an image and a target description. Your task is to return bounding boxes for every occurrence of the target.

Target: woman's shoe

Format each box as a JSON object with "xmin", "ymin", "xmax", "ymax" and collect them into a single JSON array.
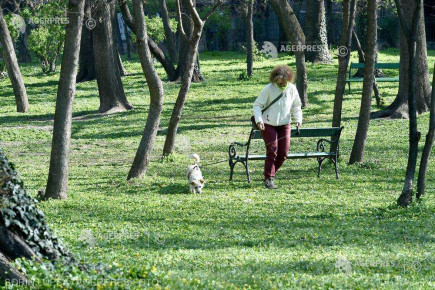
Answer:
[{"xmin": 264, "ymin": 178, "xmax": 278, "ymax": 189}]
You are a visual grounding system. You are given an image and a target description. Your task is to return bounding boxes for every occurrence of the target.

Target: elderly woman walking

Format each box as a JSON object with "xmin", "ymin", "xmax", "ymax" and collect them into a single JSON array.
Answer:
[{"xmin": 253, "ymin": 65, "xmax": 303, "ymax": 189}]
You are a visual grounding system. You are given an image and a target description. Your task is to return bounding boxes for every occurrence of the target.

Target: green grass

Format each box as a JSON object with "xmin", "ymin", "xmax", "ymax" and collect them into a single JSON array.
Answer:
[{"xmin": 0, "ymin": 48, "xmax": 434, "ymax": 289}]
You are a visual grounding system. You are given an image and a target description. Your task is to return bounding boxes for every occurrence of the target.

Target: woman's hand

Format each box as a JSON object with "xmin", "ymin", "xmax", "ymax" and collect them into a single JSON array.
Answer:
[{"xmin": 257, "ymin": 121, "xmax": 265, "ymax": 131}]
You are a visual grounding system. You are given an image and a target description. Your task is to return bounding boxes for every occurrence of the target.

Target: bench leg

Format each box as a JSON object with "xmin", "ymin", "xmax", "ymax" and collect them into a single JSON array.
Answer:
[
  {"xmin": 317, "ymin": 158, "xmax": 325, "ymax": 178},
  {"xmin": 243, "ymin": 161, "xmax": 251, "ymax": 183},
  {"xmin": 348, "ymin": 82, "xmax": 351, "ymax": 92},
  {"xmin": 229, "ymin": 161, "xmax": 235, "ymax": 181},
  {"xmin": 333, "ymin": 157, "xmax": 339, "ymax": 179}
]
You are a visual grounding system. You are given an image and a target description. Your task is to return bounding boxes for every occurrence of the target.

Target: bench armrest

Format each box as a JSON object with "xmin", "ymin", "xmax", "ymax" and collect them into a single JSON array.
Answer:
[
  {"xmin": 317, "ymin": 138, "xmax": 339, "ymax": 153},
  {"xmin": 229, "ymin": 142, "xmax": 247, "ymax": 159}
]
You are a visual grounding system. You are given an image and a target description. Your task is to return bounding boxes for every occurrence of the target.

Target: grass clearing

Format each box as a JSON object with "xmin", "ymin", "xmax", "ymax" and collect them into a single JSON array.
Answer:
[{"xmin": 0, "ymin": 49, "xmax": 434, "ymax": 288}]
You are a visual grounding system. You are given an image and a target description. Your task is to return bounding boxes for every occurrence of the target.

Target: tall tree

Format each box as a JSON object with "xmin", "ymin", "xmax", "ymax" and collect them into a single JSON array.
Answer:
[
  {"xmin": 352, "ymin": 29, "xmax": 381, "ymax": 106},
  {"xmin": 305, "ymin": 0, "xmax": 332, "ymax": 63},
  {"xmin": 44, "ymin": 0, "xmax": 85, "ymax": 200},
  {"xmin": 331, "ymin": 0, "xmax": 358, "ymax": 129},
  {"xmin": 127, "ymin": 0, "xmax": 164, "ymax": 180},
  {"xmin": 0, "ymin": 5, "xmax": 29, "ymax": 113},
  {"xmin": 118, "ymin": 0, "xmax": 178, "ymax": 80},
  {"xmin": 76, "ymin": 2, "xmax": 95, "ymax": 82},
  {"xmin": 349, "ymin": 0, "xmax": 377, "ymax": 164},
  {"xmin": 160, "ymin": 0, "xmax": 178, "ymax": 63},
  {"xmin": 269, "ymin": 0, "xmax": 308, "ymax": 107},
  {"xmin": 92, "ymin": 0, "xmax": 133, "ymax": 113},
  {"xmin": 417, "ymin": 65, "xmax": 434, "ymax": 199},
  {"xmin": 395, "ymin": 0, "xmax": 423, "ymax": 206},
  {"xmin": 162, "ymin": 0, "xmax": 223, "ymax": 156},
  {"xmin": 371, "ymin": 0, "xmax": 430, "ymax": 119},
  {"xmin": 246, "ymin": 0, "xmax": 254, "ymax": 76}
]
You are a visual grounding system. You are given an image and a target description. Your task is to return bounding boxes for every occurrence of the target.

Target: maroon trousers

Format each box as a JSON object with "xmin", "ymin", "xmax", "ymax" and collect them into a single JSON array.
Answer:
[{"xmin": 260, "ymin": 123, "xmax": 291, "ymax": 179}]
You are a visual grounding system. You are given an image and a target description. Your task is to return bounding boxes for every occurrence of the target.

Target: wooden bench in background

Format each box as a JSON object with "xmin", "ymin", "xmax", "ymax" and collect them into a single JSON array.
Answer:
[
  {"xmin": 228, "ymin": 127, "xmax": 344, "ymax": 183},
  {"xmin": 346, "ymin": 62, "xmax": 400, "ymax": 91}
]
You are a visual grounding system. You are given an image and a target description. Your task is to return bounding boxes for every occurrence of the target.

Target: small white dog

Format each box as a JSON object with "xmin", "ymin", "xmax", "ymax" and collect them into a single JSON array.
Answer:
[{"xmin": 187, "ymin": 153, "xmax": 204, "ymax": 194}]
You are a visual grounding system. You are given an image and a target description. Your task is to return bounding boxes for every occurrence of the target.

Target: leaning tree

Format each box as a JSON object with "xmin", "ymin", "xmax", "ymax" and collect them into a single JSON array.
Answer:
[
  {"xmin": 127, "ymin": 0, "xmax": 164, "ymax": 180},
  {"xmin": 332, "ymin": 0, "xmax": 358, "ymax": 132},
  {"xmin": 395, "ymin": 0, "xmax": 423, "ymax": 206},
  {"xmin": 162, "ymin": 0, "xmax": 223, "ymax": 156},
  {"xmin": 0, "ymin": 2, "xmax": 29, "ymax": 113},
  {"xmin": 417, "ymin": 65, "xmax": 434, "ymax": 199},
  {"xmin": 349, "ymin": 0, "xmax": 377, "ymax": 164},
  {"xmin": 44, "ymin": 0, "xmax": 85, "ymax": 200},
  {"xmin": 269, "ymin": 0, "xmax": 308, "ymax": 107}
]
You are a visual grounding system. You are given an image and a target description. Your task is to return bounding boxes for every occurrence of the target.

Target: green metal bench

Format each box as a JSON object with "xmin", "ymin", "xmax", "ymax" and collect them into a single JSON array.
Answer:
[
  {"xmin": 228, "ymin": 127, "xmax": 344, "ymax": 183},
  {"xmin": 346, "ymin": 62, "xmax": 400, "ymax": 90}
]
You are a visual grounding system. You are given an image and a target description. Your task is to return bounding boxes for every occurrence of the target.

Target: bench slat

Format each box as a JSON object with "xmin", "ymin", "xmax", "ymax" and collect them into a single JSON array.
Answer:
[
  {"xmin": 349, "ymin": 62, "xmax": 400, "ymax": 69},
  {"xmin": 237, "ymin": 152, "xmax": 334, "ymax": 161},
  {"xmin": 346, "ymin": 77, "xmax": 399, "ymax": 82},
  {"xmin": 251, "ymin": 127, "xmax": 342, "ymax": 139}
]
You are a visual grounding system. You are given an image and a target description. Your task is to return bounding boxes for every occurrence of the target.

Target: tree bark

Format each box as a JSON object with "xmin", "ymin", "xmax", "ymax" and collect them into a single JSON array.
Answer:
[
  {"xmin": 173, "ymin": 0, "xmax": 204, "ymax": 83},
  {"xmin": 372, "ymin": 0, "xmax": 430, "ymax": 119},
  {"xmin": 16, "ymin": 33, "xmax": 32, "ymax": 63},
  {"xmin": 246, "ymin": 0, "xmax": 255, "ymax": 77},
  {"xmin": 246, "ymin": 0, "xmax": 254, "ymax": 76},
  {"xmin": 44, "ymin": 0, "xmax": 85, "ymax": 200},
  {"xmin": 332, "ymin": 0, "xmax": 357, "ymax": 129},
  {"xmin": 305, "ymin": 0, "xmax": 332, "ymax": 64},
  {"xmin": 396, "ymin": 0, "xmax": 422, "ymax": 207},
  {"xmin": 0, "ymin": 252, "xmax": 29, "ymax": 285},
  {"xmin": 127, "ymin": 0, "xmax": 165, "ymax": 180},
  {"xmin": 76, "ymin": 7, "xmax": 96, "ymax": 83},
  {"xmin": 93, "ymin": 0, "xmax": 133, "ymax": 114},
  {"xmin": 349, "ymin": 0, "xmax": 377, "ymax": 164},
  {"xmin": 352, "ymin": 29, "xmax": 381, "ymax": 106},
  {"xmin": 118, "ymin": 0, "xmax": 177, "ymax": 80},
  {"xmin": 0, "ymin": 225, "xmax": 41, "ymax": 262},
  {"xmin": 269, "ymin": 0, "xmax": 308, "ymax": 107},
  {"xmin": 160, "ymin": 0, "xmax": 178, "ymax": 63},
  {"xmin": 0, "ymin": 8, "xmax": 29, "ymax": 113},
  {"xmin": 417, "ymin": 65, "xmax": 434, "ymax": 198},
  {"xmin": 326, "ymin": 0, "xmax": 334, "ymax": 44},
  {"xmin": 162, "ymin": 0, "xmax": 223, "ymax": 156}
]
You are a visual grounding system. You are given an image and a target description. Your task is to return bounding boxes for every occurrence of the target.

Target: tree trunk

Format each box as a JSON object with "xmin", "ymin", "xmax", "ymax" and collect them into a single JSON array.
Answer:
[
  {"xmin": 246, "ymin": 0, "xmax": 254, "ymax": 77},
  {"xmin": 269, "ymin": 0, "xmax": 308, "ymax": 107},
  {"xmin": 352, "ymin": 29, "xmax": 381, "ymax": 106},
  {"xmin": 124, "ymin": 17, "xmax": 132, "ymax": 60},
  {"xmin": 0, "ymin": 8, "xmax": 29, "ymax": 113},
  {"xmin": 93, "ymin": 0, "xmax": 133, "ymax": 114},
  {"xmin": 16, "ymin": 33, "xmax": 32, "ymax": 63},
  {"xmin": 44, "ymin": 0, "xmax": 85, "ymax": 200},
  {"xmin": 372, "ymin": 0, "xmax": 430, "ymax": 119},
  {"xmin": 127, "ymin": 0, "xmax": 164, "ymax": 180},
  {"xmin": 118, "ymin": 0, "xmax": 177, "ymax": 80},
  {"xmin": 160, "ymin": 0, "xmax": 178, "ymax": 63},
  {"xmin": 174, "ymin": 0, "xmax": 203, "ymax": 83},
  {"xmin": 396, "ymin": 0, "xmax": 422, "ymax": 207},
  {"xmin": 305, "ymin": 0, "xmax": 332, "ymax": 64},
  {"xmin": 162, "ymin": 0, "xmax": 223, "ymax": 156},
  {"xmin": 0, "ymin": 252, "xmax": 29, "ymax": 285},
  {"xmin": 349, "ymin": 0, "xmax": 377, "ymax": 164},
  {"xmin": 417, "ymin": 64, "xmax": 434, "ymax": 198},
  {"xmin": 76, "ymin": 20, "xmax": 96, "ymax": 82},
  {"xmin": 326, "ymin": 0, "xmax": 334, "ymax": 44},
  {"xmin": 332, "ymin": 0, "xmax": 357, "ymax": 129},
  {"xmin": 117, "ymin": 52, "xmax": 128, "ymax": 76}
]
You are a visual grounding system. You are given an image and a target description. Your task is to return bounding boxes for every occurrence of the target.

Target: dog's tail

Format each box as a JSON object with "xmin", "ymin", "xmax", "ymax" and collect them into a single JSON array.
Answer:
[{"xmin": 189, "ymin": 153, "xmax": 200, "ymax": 165}]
